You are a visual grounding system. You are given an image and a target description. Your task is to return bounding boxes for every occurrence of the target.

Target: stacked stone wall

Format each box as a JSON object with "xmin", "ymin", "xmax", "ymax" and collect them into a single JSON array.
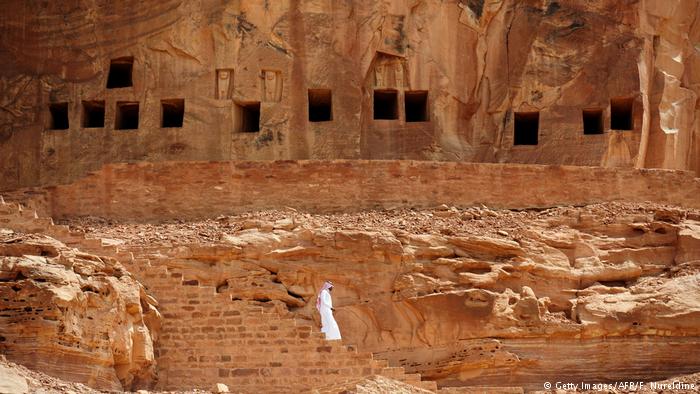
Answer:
[
  {"xmin": 4, "ymin": 161, "xmax": 699, "ymax": 222},
  {"xmin": 0, "ymin": 197, "xmax": 437, "ymax": 392},
  {"xmin": 137, "ymin": 263, "xmax": 431, "ymax": 392}
]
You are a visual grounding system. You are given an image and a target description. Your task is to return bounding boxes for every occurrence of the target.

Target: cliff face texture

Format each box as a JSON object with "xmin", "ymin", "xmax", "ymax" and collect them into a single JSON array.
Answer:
[
  {"xmin": 51, "ymin": 202, "xmax": 700, "ymax": 391},
  {"xmin": 0, "ymin": 233, "xmax": 160, "ymax": 390},
  {"xmin": 0, "ymin": 0, "xmax": 699, "ymax": 190},
  {"xmin": 6, "ymin": 160, "xmax": 700, "ymax": 223},
  {"xmin": 1, "ymin": 182, "xmax": 700, "ymax": 392},
  {"xmin": 1, "ymin": 1, "xmax": 700, "ymax": 392}
]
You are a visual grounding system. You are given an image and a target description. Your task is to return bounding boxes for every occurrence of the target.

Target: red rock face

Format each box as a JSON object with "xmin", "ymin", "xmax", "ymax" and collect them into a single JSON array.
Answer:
[
  {"xmin": 5, "ymin": 160, "xmax": 700, "ymax": 222},
  {"xmin": 0, "ymin": 0, "xmax": 698, "ymax": 190},
  {"xmin": 18, "ymin": 200, "xmax": 697, "ymax": 391},
  {"xmin": 2, "ymin": 182, "xmax": 700, "ymax": 391},
  {"xmin": 0, "ymin": 235, "xmax": 160, "ymax": 391},
  {"xmin": 1, "ymin": 1, "xmax": 700, "ymax": 392}
]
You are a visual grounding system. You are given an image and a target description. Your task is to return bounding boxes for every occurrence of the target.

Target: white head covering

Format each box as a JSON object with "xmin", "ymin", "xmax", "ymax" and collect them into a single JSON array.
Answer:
[{"xmin": 316, "ymin": 281, "xmax": 333, "ymax": 310}]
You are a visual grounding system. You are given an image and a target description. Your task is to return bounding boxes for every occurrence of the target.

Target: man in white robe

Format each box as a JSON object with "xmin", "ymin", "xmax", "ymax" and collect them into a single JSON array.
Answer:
[{"xmin": 316, "ymin": 281, "xmax": 341, "ymax": 340}]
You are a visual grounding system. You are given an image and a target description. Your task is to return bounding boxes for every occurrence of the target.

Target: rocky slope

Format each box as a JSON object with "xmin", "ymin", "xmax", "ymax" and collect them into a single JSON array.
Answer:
[
  {"xmin": 0, "ymin": 197, "xmax": 441, "ymax": 393},
  {"xmin": 0, "ymin": 355, "xmax": 98, "ymax": 394},
  {"xmin": 0, "ymin": 234, "xmax": 161, "ymax": 391},
  {"xmin": 63, "ymin": 202, "xmax": 700, "ymax": 389}
]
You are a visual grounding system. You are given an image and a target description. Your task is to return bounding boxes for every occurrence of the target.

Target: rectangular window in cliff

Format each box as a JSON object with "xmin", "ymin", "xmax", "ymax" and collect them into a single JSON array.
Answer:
[
  {"xmin": 81, "ymin": 100, "xmax": 105, "ymax": 128},
  {"xmin": 161, "ymin": 99, "xmax": 185, "ymax": 128},
  {"xmin": 115, "ymin": 101, "xmax": 139, "ymax": 130},
  {"xmin": 48, "ymin": 102, "xmax": 69, "ymax": 130},
  {"xmin": 373, "ymin": 89, "xmax": 398, "ymax": 120},
  {"xmin": 514, "ymin": 111, "xmax": 539, "ymax": 145},
  {"xmin": 308, "ymin": 89, "xmax": 332, "ymax": 122},
  {"xmin": 610, "ymin": 98, "xmax": 634, "ymax": 130},
  {"xmin": 582, "ymin": 109, "xmax": 603, "ymax": 135},
  {"xmin": 236, "ymin": 102, "xmax": 260, "ymax": 133},
  {"xmin": 106, "ymin": 57, "xmax": 134, "ymax": 89},
  {"xmin": 404, "ymin": 91, "xmax": 429, "ymax": 122}
]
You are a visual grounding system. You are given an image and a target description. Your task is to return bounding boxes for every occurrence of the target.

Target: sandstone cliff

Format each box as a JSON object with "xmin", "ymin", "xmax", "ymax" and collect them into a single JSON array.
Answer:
[
  {"xmin": 63, "ymin": 202, "xmax": 700, "ymax": 390},
  {"xmin": 0, "ymin": 233, "xmax": 161, "ymax": 390},
  {"xmin": 0, "ymin": 0, "xmax": 698, "ymax": 190}
]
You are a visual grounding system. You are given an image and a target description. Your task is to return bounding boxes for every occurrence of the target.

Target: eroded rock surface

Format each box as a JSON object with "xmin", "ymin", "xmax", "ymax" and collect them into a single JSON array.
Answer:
[
  {"xmin": 1, "ymin": 1, "xmax": 699, "ymax": 191},
  {"xmin": 0, "ymin": 235, "xmax": 161, "ymax": 390},
  {"xmin": 67, "ymin": 202, "xmax": 700, "ymax": 389}
]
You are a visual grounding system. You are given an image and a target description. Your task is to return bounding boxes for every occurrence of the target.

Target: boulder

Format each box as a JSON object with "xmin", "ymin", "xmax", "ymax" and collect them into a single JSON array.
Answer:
[{"xmin": 0, "ymin": 236, "xmax": 160, "ymax": 391}]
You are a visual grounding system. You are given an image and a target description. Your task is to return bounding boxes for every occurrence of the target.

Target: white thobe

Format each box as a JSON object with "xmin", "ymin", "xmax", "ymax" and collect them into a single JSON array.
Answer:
[{"xmin": 319, "ymin": 289, "xmax": 341, "ymax": 340}]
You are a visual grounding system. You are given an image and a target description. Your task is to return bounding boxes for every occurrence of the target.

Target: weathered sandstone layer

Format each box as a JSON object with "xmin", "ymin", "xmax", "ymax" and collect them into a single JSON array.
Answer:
[
  {"xmin": 0, "ymin": 0, "xmax": 699, "ymax": 190},
  {"xmin": 61, "ymin": 202, "xmax": 700, "ymax": 390},
  {"xmin": 0, "ymin": 233, "xmax": 161, "ymax": 390},
  {"xmin": 0, "ymin": 355, "xmax": 99, "ymax": 394},
  {"xmin": 0, "ymin": 197, "xmax": 439, "ymax": 393},
  {"xmin": 4, "ymin": 160, "xmax": 700, "ymax": 222}
]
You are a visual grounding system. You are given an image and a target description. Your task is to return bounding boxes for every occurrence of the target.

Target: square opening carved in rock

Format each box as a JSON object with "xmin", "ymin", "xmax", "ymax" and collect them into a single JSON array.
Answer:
[
  {"xmin": 610, "ymin": 97, "xmax": 634, "ymax": 130},
  {"xmin": 235, "ymin": 102, "xmax": 260, "ymax": 133},
  {"xmin": 582, "ymin": 109, "xmax": 603, "ymax": 135},
  {"xmin": 115, "ymin": 101, "xmax": 139, "ymax": 130},
  {"xmin": 514, "ymin": 111, "xmax": 539, "ymax": 145},
  {"xmin": 374, "ymin": 89, "xmax": 399, "ymax": 120},
  {"xmin": 106, "ymin": 57, "xmax": 134, "ymax": 89},
  {"xmin": 161, "ymin": 99, "xmax": 185, "ymax": 128},
  {"xmin": 81, "ymin": 100, "xmax": 105, "ymax": 128},
  {"xmin": 47, "ymin": 102, "xmax": 69, "ymax": 130},
  {"xmin": 404, "ymin": 91, "xmax": 429, "ymax": 122},
  {"xmin": 308, "ymin": 89, "xmax": 332, "ymax": 122}
]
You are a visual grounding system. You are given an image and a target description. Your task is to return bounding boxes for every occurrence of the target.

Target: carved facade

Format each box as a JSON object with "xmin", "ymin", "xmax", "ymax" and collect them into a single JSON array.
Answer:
[{"xmin": 0, "ymin": 0, "xmax": 698, "ymax": 190}]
